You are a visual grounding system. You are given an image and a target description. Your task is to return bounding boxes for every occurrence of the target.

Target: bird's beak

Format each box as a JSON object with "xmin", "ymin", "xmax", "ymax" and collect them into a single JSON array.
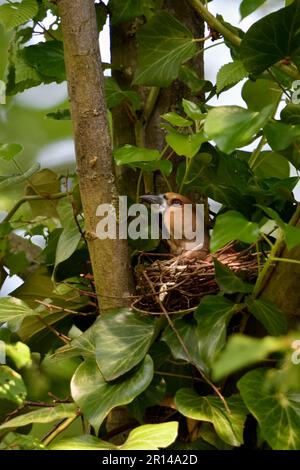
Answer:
[{"xmin": 140, "ymin": 194, "xmax": 165, "ymax": 206}]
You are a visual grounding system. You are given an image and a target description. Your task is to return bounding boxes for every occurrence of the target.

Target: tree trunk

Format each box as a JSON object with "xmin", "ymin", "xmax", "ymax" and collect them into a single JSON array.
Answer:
[{"xmin": 58, "ymin": 0, "xmax": 134, "ymax": 311}]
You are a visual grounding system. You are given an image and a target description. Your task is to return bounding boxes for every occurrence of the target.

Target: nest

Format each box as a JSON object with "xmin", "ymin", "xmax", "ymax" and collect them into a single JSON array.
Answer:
[{"xmin": 132, "ymin": 244, "xmax": 258, "ymax": 315}]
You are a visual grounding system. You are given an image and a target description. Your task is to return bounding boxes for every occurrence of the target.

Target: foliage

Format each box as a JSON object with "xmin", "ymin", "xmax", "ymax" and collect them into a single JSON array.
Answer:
[{"xmin": 0, "ymin": 0, "xmax": 300, "ymax": 452}]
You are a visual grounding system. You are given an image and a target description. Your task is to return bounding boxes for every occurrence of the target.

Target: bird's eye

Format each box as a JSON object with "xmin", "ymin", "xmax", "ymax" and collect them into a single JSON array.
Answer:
[{"xmin": 171, "ymin": 198, "xmax": 183, "ymax": 206}]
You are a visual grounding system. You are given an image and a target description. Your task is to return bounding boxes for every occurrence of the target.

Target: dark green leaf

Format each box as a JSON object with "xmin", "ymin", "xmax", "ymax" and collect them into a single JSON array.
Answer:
[
  {"xmin": 247, "ymin": 298, "xmax": 288, "ymax": 335},
  {"xmin": 214, "ymin": 259, "xmax": 253, "ymax": 294},
  {"xmin": 46, "ymin": 109, "xmax": 71, "ymax": 120},
  {"xmin": 253, "ymin": 151, "xmax": 290, "ymax": 180},
  {"xmin": 71, "ymin": 356, "xmax": 153, "ymax": 432},
  {"xmin": 175, "ymin": 390, "xmax": 247, "ymax": 447},
  {"xmin": 134, "ymin": 12, "xmax": 196, "ymax": 86},
  {"xmin": 204, "ymin": 105, "xmax": 273, "ymax": 154},
  {"xmin": 238, "ymin": 368, "xmax": 300, "ymax": 449},
  {"xmin": 110, "ymin": 0, "xmax": 155, "ymax": 25},
  {"xmin": 195, "ymin": 295, "xmax": 236, "ymax": 366},
  {"xmin": 240, "ymin": 2, "xmax": 300, "ymax": 74},
  {"xmin": 264, "ymin": 121, "xmax": 300, "ymax": 151},
  {"xmin": 23, "ymin": 40, "xmax": 65, "ymax": 82},
  {"xmin": 105, "ymin": 77, "xmax": 141, "ymax": 110},
  {"xmin": 281, "ymin": 104, "xmax": 300, "ymax": 125},
  {"xmin": 6, "ymin": 252, "xmax": 29, "ymax": 276}
]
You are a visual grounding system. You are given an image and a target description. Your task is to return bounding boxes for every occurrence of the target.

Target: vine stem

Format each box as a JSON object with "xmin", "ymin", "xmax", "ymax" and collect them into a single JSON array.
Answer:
[
  {"xmin": 187, "ymin": 0, "xmax": 300, "ymax": 81},
  {"xmin": 248, "ymin": 136, "xmax": 267, "ymax": 170},
  {"xmin": 2, "ymin": 193, "xmax": 67, "ymax": 223},
  {"xmin": 42, "ymin": 415, "xmax": 79, "ymax": 446},
  {"xmin": 142, "ymin": 271, "xmax": 230, "ymax": 413}
]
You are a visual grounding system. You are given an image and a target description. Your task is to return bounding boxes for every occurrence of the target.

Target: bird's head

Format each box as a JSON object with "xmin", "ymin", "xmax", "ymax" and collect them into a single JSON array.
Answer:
[{"xmin": 140, "ymin": 192, "xmax": 192, "ymax": 213}]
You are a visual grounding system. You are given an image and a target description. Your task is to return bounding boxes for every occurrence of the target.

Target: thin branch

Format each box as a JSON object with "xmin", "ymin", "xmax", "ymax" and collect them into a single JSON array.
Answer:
[
  {"xmin": 37, "ymin": 315, "xmax": 71, "ymax": 344},
  {"xmin": 42, "ymin": 415, "xmax": 79, "ymax": 446},
  {"xmin": 2, "ymin": 193, "xmax": 67, "ymax": 223}
]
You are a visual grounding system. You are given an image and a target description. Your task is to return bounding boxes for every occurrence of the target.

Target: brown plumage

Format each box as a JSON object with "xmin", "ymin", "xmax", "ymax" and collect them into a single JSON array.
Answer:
[{"xmin": 141, "ymin": 192, "xmax": 210, "ymax": 258}]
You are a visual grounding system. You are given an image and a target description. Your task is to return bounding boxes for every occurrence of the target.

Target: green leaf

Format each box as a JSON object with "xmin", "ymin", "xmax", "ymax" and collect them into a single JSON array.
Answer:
[
  {"xmin": 238, "ymin": 368, "xmax": 300, "ymax": 449},
  {"xmin": 6, "ymin": 342, "xmax": 31, "ymax": 369},
  {"xmin": 0, "ymin": 403, "xmax": 78, "ymax": 430},
  {"xmin": 1, "ymin": 432, "xmax": 45, "ymax": 450},
  {"xmin": 195, "ymin": 295, "xmax": 236, "ymax": 367},
  {"xmin": 161, "ymin": 319, "xmax": 208, "ymax": 373},
  {"xmin": 214, "ymin": 259, "xmax": 253, "ymax": 294},
  {"xmin": 166, "ymin": 129, "xmax": 206, "ymax": 158},
  {"xmin": 179, "ymin": 66, "xmax": 211, "ymax": 94},
  {"xmin": 211, "ymin": 211, "xmax": 260, "ymax": 252},
  {"xmin": 182, "ymin": 98, "xmax": 204, "ymax": 120},
  {"xmin": 131, "ymin": 160, "xmax": 173, "ymax": 176},
  {"xmin": 212, "ymin": 334, "xmax": 287, "ymax": 381},
  {"xmin": 240, "ymin": 0, "xmax": 267, "ymax": 19},
  {"xmin": 134, "ymin": 12, "xmax": 197, "ymax": 86},
  {"xmin": 242, "ymin": 79, "xmax": 282, "ymax": 112},
  {"xmin": 114, "ymin": 145, "xmax": 160, "ymax": 165},
  {"xmin": 95, "ymin": 309, "xmax": 155, "ymax": 381},
  {"xmin": 216, "ymin": 61, "xmax": 248, "ymax": 94},
  {"xmin": 105, "ymin": 77, "xmax": 141, "ymax": 110},
  {"xmin": 247, "ymin": 298, "xmax": 287, "ymax": 336},
  {"xmin": 23, "ymin": 40, "xmax": 65, "ymax": 82},
  {"xmin": 0, "ymin": 143, "xmax": 22, "ymax": 161},
  {"xmin": 0, "ymin": 366, "xmax": 27, "ymax": 405},
  {"xmin": 281, "ymin": 104, "xmax": 300, "ymax": 125},
  {"xmin": 240, "ymin": 2, "xmax": 300, "ymax": 74},
  {"xmin": 71, "ymin": 356, "xmax": 153, "ymax": 432},
  {"xmin": 0, "ymin": 80, "xmax": 6, "ymax": 104},
  {"xmin": 175, "ymin": 390, "xmax": 247, "ymax": 447},
  {"xmin": 6, "ymin": 252, "xmax": 29, "ymax": 276},
  {"xmin": 46, "ymin": 109, "xmax": 71, "ymax": 120},
  {"xmin": 204, "ymin": 105, "xmax": 273, "ymax": 154},
  {"xmin": 53, "ymin": 198, "xmax": 81, "ymax": 277},
  {"xmin": 0, "ymin": 0, "xmax": 38, "ymax": 30},
  {"xmin": 0, "ymin": 163, "xmax": 40, "ymax": 190},
  {"xmin": 253, "ymin": 151, "xmax": 290, "ymax": 180},
  {"xmin": 0, "ymin": 297, "xmax": 36, "ymax": 332},
  {"xmin": 110, "ymin": 0, "xmax": 155, "ymax": 25},
  {"xmin": 264, "ymin": 121, "xmax": 300, "ymax": 151},
  {"xmin": 50, "ymin": 422, "xmax": 178, "ymax": 450},
  {"xmin": 161, "ymin": 112, "xmax": 192, "ymax": 127}
]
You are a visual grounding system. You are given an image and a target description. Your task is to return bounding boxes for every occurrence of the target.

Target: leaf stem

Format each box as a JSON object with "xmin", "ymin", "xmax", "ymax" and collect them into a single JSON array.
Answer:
[
  {"xmin": 2, "ymin": 193, "xmax": 67, "ymax": 223},
  {"xmin": 42, "ymin": 415, "xmax": 79, "ymax": 446}
]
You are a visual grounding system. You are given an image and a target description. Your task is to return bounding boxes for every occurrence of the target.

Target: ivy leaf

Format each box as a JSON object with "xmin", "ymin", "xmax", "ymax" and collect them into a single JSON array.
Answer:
[
  {"xmin": 0, "ymin": 0, "xmax": 38, "ymax": 30},
  {"xmin": 0, "ymin": 403, "xmax": 78, "ymax": 430},
  {"xmin": 161, "ymin": 112, "xmax": 192, "ymax": 127},
  {"xmin": 242, "ymin": 79, "xmax": 282, "ymax": 112},
  {"xmin": 95, "ymin": 309, "xmax": 155, "ymax": 381},
  {"xmin": 182, "ymin": 99, "xmax": 204, "ymax": 120},
  {"xmin": 240, "ymin": 0, "xmax": 267, "ymax": 19},
  {"xmin": 50, "ymin": 422, "xmax": 178, "ymax": 450},
  {"xmin": 166, "ymin": 129, "xmax": 206, "ymax": 158},
  {"xmin": 109, "ymin": 0, "xmax": 155, "ymax": 25},
  {"xmin": 175, "ymin": 390, "xmax": 248, "ymax": 447},
  {"xmin": 214, "ymin": 259, "xmax": 253, "ymax": 294},
  {"xmin": 247, "ymin": 298, "xmax": 287, "ymax": 336},
  {"xmin": 204, "ymin": 105, "xmax": 273, "ymax": 154},
  {"xmin": 216, "ymin": 61, "xmax": 248, "ymax": 94},
  {"xmin": 253, "ymin": 151, "xmax": 290, "ymax": 180},
  {"xmin": 281, "ymin": 104, "xmax": 300, "ymax": 125},
  {"xmin": 211, "ymin": 211, "xmax": 260, "ymax": 252},
  {"xmin": 240, "ymin": 2, "xmax": 300, "ymax": 74},
  {"xmin": 114, "ymin": 145, "xmax": 160, "ymax": 165},
  {"xmin": 195, "ymin": 295, "xmax": 237, "ymax": 367},
  {"xmin": 264, "ymin": 121, "xmax": 300, "ymax": 151},
  {"xmin": 134, "ymin": 12, "xmax": 197, "ymax": 86},
  {"xmin": 71, "ymin": 356, "xmax": 153, "ymax": 433},
  {"xmin": 132, "ymin": 160, "xmax": 173, "ymax": 176},
  {"xmin": 23, "ymin": 40, "xmax": 65, "ymax": 82},
  {"xmin": 0, "ymin": 366, "xmax": 27, "ymax": 405},
  {"xmin": 0, "ymin": 143, "xmax": 22, "ymax": 161},
  {"xmin": 212, "ymin": 334, "xmax": 287, "ymax": 381},
  {"xmin": 238, "ymin": 368, "xmax": 300, "ymax": 449}
]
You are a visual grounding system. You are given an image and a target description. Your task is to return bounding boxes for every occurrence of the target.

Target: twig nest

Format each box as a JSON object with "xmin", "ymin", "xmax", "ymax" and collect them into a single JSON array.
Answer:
[{"xmin": 132, "ymin": 244, "xmax": 258, "ymax": 315}]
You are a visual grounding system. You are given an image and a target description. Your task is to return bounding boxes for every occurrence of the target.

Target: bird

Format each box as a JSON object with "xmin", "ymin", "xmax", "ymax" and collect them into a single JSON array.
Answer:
[{"xmin": 140, "ymin": 192, "xmax": 209, "ymax": 258}]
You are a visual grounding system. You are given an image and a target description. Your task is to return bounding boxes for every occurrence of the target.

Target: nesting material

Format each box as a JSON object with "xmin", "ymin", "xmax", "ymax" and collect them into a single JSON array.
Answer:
[{"xmin": 133, "ymin": 244, "xmax": 258, "ymax": 315}]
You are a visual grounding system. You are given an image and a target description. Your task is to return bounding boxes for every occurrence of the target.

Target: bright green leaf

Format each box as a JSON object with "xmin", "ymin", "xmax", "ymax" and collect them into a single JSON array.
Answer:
[
  {"xmin": 6, "ymin": 342, "xmax": 31, "ymax": 369},
  {"xmin": 131, "ymin": 160, "xmax": 173, "ymax": 176},
  {"xmin": 0, "ymin": 143, "xmax": 23, "ymax": 161},
  {"xmin": 253, "ymin": 151, "xmax": 290, "ymax": 180},
  {"xmin": 175, "ymin": 390, "xmax": 247, "ymax": 447},
  {"xmin": 114, "ymin": 145, "xmax": 160, "ymax": 165},
  {"xmin": 166, "ymin": 129, "xmax": 206, "ymax": 158},
  {"xmin": 212, "ymin": 334, "xmax": 287, "ymax": 381},
  {"xmin": 264, "ymin": 121, "xmax": 300, "ymax": 151},
  {"xmin": 240, "ymin": 0, "xmax": 267, "ymax": 19},
  {"xmin": 71, "ymin": 356, "xmax": 153, "ymax": 432},
  {"xmin": 0, "ymin": 403, "xmax": 78, "ymax": 430},
  {"xmin": 216, "ymin": 61, "xmax": 248, "ymax": 94},
  {"xmin": 0, "ymin": 297, "xmax": 36, "ymax": 332},
  {"xmin": 204, "ymin": 105, "xmax": 273, "ymax": 154},
  {"xmin": 242, "ymin": 79, "xmax": 282, "ymax": 112},
  {"xmin": 182, "ymin": 99, "xmax": 204, "ymax": 120},
  {"xmin": 211, "ymin": 211, "xmax": 260, "ymax": 252},
  {"xmin": 0, "ymin": 0, "xmax": 38, "ymax": 30},
  {"xmin": 161, "ymin": 112, "xmax": 192, "ymax": 127},
  {"xmin": 134, "ymin": 12, "xmax": 197, "ymax": 86}
]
